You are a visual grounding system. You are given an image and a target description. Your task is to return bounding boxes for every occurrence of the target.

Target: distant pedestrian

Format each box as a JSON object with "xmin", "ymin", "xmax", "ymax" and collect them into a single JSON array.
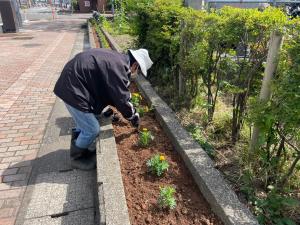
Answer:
[{"xmin": 54, "ymin": 48, "xmax": 153, "ymax": 170}]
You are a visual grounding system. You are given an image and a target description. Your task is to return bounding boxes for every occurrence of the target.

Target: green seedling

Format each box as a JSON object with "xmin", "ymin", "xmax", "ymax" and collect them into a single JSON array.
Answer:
[
  {"xmin": 131, "ymin": 92, "xmax": 142, "ymax": 107},
  {"xmin": 137, "ymin": 105, "xmax": 149, "ymax": 117},
  {"xmin": 157, "ymin": 186, "xmax": 176, "ymax": 210},
  {"xmin": 146, "ymin": 154, "xmax": 169, "ymax": 176},
  {"xmin": 139, "ymin": 128, "xmax": 153, "ymax": 147}
]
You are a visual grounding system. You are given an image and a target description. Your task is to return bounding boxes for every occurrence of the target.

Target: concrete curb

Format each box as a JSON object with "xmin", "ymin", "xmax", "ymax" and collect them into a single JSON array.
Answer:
[
  {"xmin": 96, "ymin": 117, "xmax": 131, "ymax": 225},
  {"xmin": 88, "ymin": 21, "xmax": 96, "ymax": 49},
  {"xmin": 99, "ymin": 26, "xmax": 122, "ymax": 52},
  {"xmin": 98, "ymin": 26, "xmax": 259, "ymax": 225},
  {"xmin": 89, "ymin": 19, "xmax": 131, "ymax": 225}
]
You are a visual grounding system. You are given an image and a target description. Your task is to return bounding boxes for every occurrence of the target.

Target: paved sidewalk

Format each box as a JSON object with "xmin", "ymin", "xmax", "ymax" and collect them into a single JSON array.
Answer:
[{"xmin": 0, "ymin": 14, "xmax": 91, "ymax": 225}]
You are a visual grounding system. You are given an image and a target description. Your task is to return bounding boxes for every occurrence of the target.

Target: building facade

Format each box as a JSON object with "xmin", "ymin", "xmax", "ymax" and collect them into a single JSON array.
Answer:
[{"xmin": 78, "ymin": 0, "xmax": 108, "ymax": 13}]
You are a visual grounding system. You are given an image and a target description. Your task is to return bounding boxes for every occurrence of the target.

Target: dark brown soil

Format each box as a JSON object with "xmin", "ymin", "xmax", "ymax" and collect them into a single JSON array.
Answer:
[{"xmin": 112, "ymin": 83, "xmax": 223, "ymax": 225}]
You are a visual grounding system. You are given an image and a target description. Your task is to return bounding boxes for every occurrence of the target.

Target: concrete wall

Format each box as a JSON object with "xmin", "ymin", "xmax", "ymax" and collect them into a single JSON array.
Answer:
[
  {"xmin": 78, "ymin": 0, "xmax": 108, "ymax": 13},
  {"xmin": 185, "ymin": 0, "xmax": 203, "ymax": 9},
  {"xmin": 185, "ymin": 0, "xmax": 268, "ymax": 9},
  {"xmin": 211, "ymin": 2, "xmax": 269, "ymax": 8},
  {"xmin": 97, "ymin": 0, "xmax": 107, "ymax": 12},
  {"xmin": 78, "ymin": 0, "xmax": 96, "ymax": 13}
]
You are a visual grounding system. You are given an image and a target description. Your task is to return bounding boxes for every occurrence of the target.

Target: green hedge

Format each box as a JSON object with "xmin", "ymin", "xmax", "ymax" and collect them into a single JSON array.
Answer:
[
  {"xmin": 129, "ymin": 3, "xmax": 300, "ymax": 224},
  {"xmin": 92, "ymin": 2, "xmax": 300, "ymax": 222}
]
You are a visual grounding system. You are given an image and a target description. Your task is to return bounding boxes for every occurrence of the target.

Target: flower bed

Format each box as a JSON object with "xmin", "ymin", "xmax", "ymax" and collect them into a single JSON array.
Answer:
[
  {"xmin": 91, "ymin": 18, "xmax": 258, "ymax": 225},
  {"xmin": 112, "ymin": 83, "xmax": 222, "ymax": 225}
]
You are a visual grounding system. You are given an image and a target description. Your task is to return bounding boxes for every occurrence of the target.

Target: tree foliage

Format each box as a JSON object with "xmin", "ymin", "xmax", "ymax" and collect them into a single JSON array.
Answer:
[
  {"xmin": 106, "ymin": 3, "xmax": 300, "ymax": 223},
  {"xmin": 134, "ymin": 5, "xmax": 287, "ymax": 144},
  {"xmin": 248, "ymin": 18, "xmax": 300, "ymax": 190}
]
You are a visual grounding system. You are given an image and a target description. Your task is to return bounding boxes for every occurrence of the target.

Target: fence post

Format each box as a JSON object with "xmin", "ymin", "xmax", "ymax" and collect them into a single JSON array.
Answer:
[{"xmin": 249, "ymin": 30, "xmax": 283, "ymax": 155}]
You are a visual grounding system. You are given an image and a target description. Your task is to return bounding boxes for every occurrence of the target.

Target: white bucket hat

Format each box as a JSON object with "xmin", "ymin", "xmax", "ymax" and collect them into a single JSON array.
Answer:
[{"xmin": 129, "ymin": 49, "xmax": 153, "ymax": 77}]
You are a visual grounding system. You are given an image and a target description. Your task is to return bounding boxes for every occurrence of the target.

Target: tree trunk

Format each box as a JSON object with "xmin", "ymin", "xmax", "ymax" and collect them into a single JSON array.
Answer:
[
  {"xmin": 279, "ymin": 155, "xmax": 300, "ymax": 188},
  {"xmin": 249, "ymin": 31, "xmax": 283, "ymax": 155},
  {"xmin": 178, "ymin": 70, "xmax": 184, "ymax": 97}
]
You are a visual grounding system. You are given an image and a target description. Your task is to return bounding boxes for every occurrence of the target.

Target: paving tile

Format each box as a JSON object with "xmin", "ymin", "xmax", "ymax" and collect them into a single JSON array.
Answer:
[
  {"xmin": 0, "ymin": 15, "xmax": 84, "ymax": 224},
  {"xmin": 24, "ymin": 171, "xmax": 94, "ymax": 219},
  {"xmin": 0, "ymin": 189, "xmax": 22, "ymax": 199},
  {"xmin": 0, "ymin": 208, "xmax": 15, "ymax": 218},
  {"xmin": 23, "ymin": 208, "xmax": 94, "ymax": 225},
  {"xmin": 2, "ymin": 174, "xmax": 27, "ymax": 183},
  {"xmin": 0, "ymin": 168, "xmax": 18, "ymax": 176},
  {"xmin": 0, "ymin": 217, "xmax": 16, "ymax": 225}
]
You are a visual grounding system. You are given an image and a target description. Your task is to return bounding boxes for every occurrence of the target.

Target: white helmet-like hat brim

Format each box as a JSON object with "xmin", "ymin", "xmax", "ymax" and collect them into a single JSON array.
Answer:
[{"xmin": 129, "ymin": 49, "xmax": 153, "ymax": 76}]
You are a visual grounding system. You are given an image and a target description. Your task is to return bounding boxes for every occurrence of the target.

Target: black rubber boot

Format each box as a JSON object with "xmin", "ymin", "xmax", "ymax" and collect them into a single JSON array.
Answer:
[
  {"xmin": 70, "ymin": 141, "xmax": 96, "ymax": 170},
  {"xmin": 71, "ymin": 128, "xmax": 80, "ymax": 141},
  {"xmin": 70, "ymin": 139, "xmax": 87, "ymax": 159},
  {"xmin": 71, "ymin": 156, "xmax": 96, "ymax": 171},
  {"xmin": 88, "ymin": 138, "xmax": 97, "ymax": 152}
]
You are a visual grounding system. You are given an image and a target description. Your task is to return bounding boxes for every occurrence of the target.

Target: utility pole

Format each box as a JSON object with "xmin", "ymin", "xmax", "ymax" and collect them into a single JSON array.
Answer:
[{"xmin": 249, "ymin": 31, "xmax": 283, "ymax": 155}]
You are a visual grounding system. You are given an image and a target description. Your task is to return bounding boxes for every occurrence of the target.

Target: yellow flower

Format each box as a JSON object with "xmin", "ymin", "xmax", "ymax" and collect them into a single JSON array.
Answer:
[
  {"xmin": 144, "ymin": 106, "xmax": 149, "ymax": 112},
  {"xmin": 160, "ymin": 155, "xmax": 166, "ymax": 161},
  {"xmin": 132, "ymin": 93, "xmax": 139, "ymax": 97},
  {"xmin": 142, "ymin": 128, "xmax": 148, "ymax": 132}
]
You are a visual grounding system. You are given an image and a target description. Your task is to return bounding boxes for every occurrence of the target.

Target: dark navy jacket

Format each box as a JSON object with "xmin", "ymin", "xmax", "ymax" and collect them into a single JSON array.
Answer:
[{"xmin": 54, "ymin": 48, "xmax": 134, "ymax": 119}]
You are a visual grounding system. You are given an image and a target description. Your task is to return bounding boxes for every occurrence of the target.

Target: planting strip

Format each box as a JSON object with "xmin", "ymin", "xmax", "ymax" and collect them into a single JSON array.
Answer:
[
  {"xmin": 99, "ymin": 26, "xmax": 259, "ymax": 225},
  {"xmin": 96, "ymin": 116, "xmax": 131, "ymax": 225},
  {"xmin": 88, "ymin": 21, "xmax": 96, "ymax": 49},
  {"xmin": 89, "ymin": 19, "xmax": 131, "ymax": 225},
  {"xmin": 99, "ymin": 26, "xmax": 122, "ymax": 52}
]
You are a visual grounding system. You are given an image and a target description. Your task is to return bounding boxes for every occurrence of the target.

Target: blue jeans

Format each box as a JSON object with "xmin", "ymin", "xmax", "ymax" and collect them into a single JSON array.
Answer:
[{"xmin": 65, "ymin": 103, "xmax": 100, "ymax": 149}]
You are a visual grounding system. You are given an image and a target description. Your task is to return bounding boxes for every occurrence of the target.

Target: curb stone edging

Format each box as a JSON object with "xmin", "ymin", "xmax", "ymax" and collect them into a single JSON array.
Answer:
[
  {"xmin": 99, "ymin": 26, "xmax": 122, "ymax": 52},
  {"xmin": 88, "ymin": 19, "xmax": 131, "ymax": 225},
  {"xmin": 96, "ymin": 117, "xmax": 131, "ymax": 225},
  {"xmin": 98, "ymin": 25, "xmax": 259, "ymax": 225},
  {"xmin": 88, "ymin": 21, "xmax": 96, "ymax": 49}
]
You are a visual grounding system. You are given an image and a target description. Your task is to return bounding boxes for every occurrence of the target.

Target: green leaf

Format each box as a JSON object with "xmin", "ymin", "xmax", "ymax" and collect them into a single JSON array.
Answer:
[
  {"xmin": 282, "ymin": 198, "xmax": 299, "ymax": 207},
  {"xmin": 274, "ymin": 218, "xmax": 297, "ymax": 225}
]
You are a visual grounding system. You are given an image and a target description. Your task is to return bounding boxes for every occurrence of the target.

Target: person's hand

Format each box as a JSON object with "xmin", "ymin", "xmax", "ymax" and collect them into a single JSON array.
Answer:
[
  {"xmin": 130, "ymin": 112, "xmax": 140, "ymax": 128},
  {"xmin": 103, "ymin": 107, "xmax": 113, "ymax": 117},
  {"xmin": 112, "ymin": 113, "xmax": 120, "ymax": 123}
]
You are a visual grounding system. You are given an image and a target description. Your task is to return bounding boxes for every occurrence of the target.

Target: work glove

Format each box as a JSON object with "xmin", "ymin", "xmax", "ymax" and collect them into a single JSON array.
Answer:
[
  {"xmin": 103, "ymin": 107, "xmax": 113, "ymax": 118},
  {"xmin": 112, "ymin": 113, "xmax": 120, "ymax": 123},
  {"xmin": 130, "ymin": 112, "xmax": 140, "ymax": 128}
]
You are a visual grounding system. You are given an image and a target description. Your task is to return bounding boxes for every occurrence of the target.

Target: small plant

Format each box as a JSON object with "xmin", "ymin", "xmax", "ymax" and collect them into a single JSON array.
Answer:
[
  {"xmin": 137, "ymin": 105, "xmax": 149, "ymax": 117},
  {"xmin": 186, "ymin": 125, "xmax": 215, "ymax": 158},
  {"xmin": 157, "ymin": 186, "xmax": 176, "ymax": 210},
  {"xmin": 139, "ymin": 128, "xmax": 153, "ymax": 147},
  {"xmin": 146, "ymin": 154, "xmax": 169, "ymax": 176},
  {"xmin": 131, "ymin": 92, "xmax": 142, "ymax": 107},
  {"xmin": 254, "ymin": 186, "xmax": 299, "ymax": 225}
]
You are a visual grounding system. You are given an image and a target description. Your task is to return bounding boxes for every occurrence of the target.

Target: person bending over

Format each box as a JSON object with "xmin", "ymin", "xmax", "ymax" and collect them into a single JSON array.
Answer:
[{"xmin": 54, "ymin": 48, "xmax": 153, "ymax": 170}]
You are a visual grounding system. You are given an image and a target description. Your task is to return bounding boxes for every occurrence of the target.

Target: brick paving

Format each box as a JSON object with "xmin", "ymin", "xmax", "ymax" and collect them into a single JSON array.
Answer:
[{"xmin": 0, "ymin": 17, "xmax": 87, "ymax": 225}]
